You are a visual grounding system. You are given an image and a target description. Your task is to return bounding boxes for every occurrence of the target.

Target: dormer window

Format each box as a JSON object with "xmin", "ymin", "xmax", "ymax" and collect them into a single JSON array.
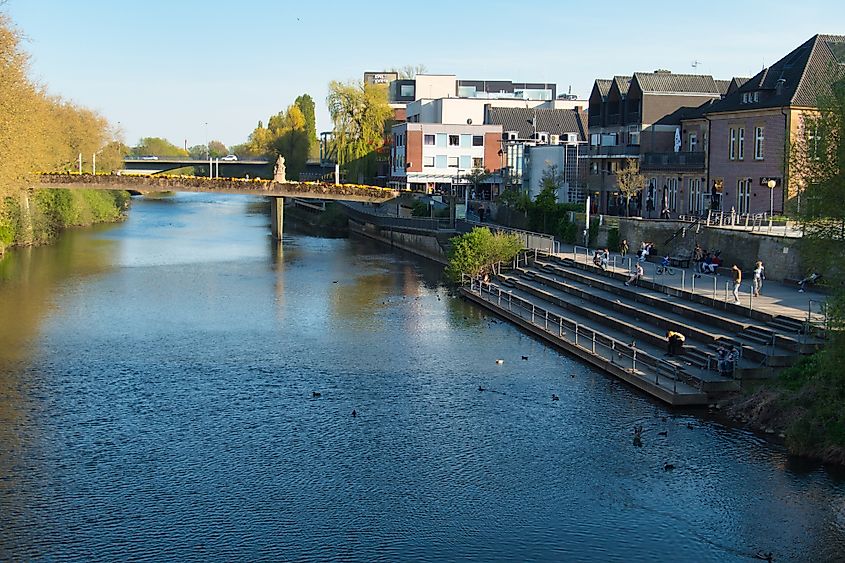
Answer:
[{"xmin": 742, "ymin": 91, "xmax": 760, "ymax": 104}]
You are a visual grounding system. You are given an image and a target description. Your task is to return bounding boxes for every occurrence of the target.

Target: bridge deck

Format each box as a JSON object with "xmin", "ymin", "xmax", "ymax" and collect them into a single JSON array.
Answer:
[{"xmin": 38, "ymin": 173, "xmax": 398, "ymax": 203}]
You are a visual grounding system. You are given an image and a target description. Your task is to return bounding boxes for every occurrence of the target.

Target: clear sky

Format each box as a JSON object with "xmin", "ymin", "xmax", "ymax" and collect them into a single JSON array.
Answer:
[{"xmin": 6, "ymin": 0, "xmax": 844, "ymax": 150}]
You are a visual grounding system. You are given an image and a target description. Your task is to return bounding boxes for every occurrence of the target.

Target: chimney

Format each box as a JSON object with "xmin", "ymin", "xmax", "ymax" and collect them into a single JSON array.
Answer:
[{"xmin": 776, "ymin": 78, "xmax": 786, "ymax": 96}]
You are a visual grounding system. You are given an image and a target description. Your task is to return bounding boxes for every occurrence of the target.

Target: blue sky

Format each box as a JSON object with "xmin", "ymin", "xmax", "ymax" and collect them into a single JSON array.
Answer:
[{"xmin": 6, "ymin": 0, "xmax": 844, "ymax": 149}]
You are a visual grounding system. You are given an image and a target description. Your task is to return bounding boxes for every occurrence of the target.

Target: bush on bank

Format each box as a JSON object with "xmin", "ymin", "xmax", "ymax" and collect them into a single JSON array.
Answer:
[
  {"xmin": 446, "ymin": 227, "xmax": 523, "ymax": 283},
  {"xmin": 0, "ymin": 189, "xmax": 129, "ymax": 253}
]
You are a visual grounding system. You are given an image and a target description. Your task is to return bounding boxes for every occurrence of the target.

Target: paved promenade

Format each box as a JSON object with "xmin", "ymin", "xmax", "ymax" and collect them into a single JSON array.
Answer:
[{"xmin": 555, "ymin": 243, "xmax": 827, "ymax": 324}]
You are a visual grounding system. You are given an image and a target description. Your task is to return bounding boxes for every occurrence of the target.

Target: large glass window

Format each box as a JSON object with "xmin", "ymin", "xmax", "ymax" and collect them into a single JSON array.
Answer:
[
  {"xmin": 424, "ymin": 134, "xmax": 435, "ymax": 146},
  {"xmin": 754, "ymin": 127, "xmax": 764, "ymax": 159},
  {"xmin": 738, "ymin": 127, "xmax": 745, "ymax": 160},
  {"xmin": 472, "ymin": 135, "xmax": 484, "ymax": 147}
]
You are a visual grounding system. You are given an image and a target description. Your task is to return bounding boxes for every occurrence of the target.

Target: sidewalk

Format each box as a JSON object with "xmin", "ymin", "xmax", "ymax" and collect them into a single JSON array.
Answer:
[{"xmin": 554, "ymin": 243, "xmax": 827, "ymax": 323}]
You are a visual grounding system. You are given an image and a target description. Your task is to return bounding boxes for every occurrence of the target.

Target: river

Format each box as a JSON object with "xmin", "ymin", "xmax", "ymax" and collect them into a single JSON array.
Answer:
[{"xmin": 0, "ymin": 192, "xmax": 843, "ymax": 562}]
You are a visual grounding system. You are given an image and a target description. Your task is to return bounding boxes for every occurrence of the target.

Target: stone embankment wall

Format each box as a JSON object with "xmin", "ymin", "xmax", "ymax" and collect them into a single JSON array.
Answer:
[
  {"xmin": 594, "ymin": 218, "xmax": 803, "ymax": 281},
  {"xmin": 348, "ymin": 220, "xmax": 450, "ymax": 265}
]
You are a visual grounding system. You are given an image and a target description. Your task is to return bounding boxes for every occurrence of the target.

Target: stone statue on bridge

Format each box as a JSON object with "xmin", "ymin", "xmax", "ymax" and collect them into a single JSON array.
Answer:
[{"xmin": 273, "ymin": 155, "xmax": 286, "ymax": 182}]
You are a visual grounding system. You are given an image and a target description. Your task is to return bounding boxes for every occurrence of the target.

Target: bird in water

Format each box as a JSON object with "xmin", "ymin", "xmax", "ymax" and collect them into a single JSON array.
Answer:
[
  {"xmin": 495, "ymin": 359, "xmax": 504, "ymax": 365},
  {"xmin": 658, "ymin": 430, "xmax": 668, "ymax": 436},
  {"xmin": 312, "ymin": 391, "xmax": 321, "ymax": 398},
  {"xmin": 478, "ymin": 386, "xmax": 485, "ymax": 392},
  {"xmin": 351, "ymin": 410, "xmax": 357, "ymax": 417},
  {"xmin": 521, "ymin": 355, "xmax": 529, "ymax": 360},
  {"xmin": 663, "ymin": 462, "xmax": 675, "ymax": 471},
  {"xmin": 551, "ymin": 394, "xmax": 559, "ymax": 401}
]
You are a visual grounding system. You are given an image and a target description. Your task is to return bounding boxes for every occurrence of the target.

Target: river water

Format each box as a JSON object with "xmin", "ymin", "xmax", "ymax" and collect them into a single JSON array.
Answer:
[{"xmin": 0, "ymin": 193, "xmax": 843, "ymax": 562}]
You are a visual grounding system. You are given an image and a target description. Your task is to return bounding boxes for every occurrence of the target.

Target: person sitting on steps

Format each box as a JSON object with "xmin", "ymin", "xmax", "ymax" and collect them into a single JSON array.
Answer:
[{"xmin": 625, "ymin": 262, "xmax": 644, "ymax": 286}]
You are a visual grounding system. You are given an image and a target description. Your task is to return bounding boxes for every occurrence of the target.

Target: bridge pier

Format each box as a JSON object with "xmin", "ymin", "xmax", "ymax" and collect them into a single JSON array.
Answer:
[{"xmin": 270, "ymin": 196, "xmax": 284, "ymax": 240}]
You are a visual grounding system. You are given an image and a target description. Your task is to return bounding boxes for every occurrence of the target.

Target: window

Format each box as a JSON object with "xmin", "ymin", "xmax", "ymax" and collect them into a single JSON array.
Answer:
[
  {"xmin": 448, "ymin": 135, "xmax": 460, "ymax": 146},
  {"xmin": 666, "ymin": 178, "xmax": 678, "ymax": 212},
  {"xmin": 400, "ymin": 84, "xmax": 415, "ymax": 97},
  {"xmin": 472, "ymin": 135, "xmax": 484, "ymax": 147},
  {"xmin": 590, "ymin": 133, "xmax": 600, "ymax": 147},
  {"xmin": 435, "ymin": 155, "xmax": 447, "ymax": 168},
  {"xmin": 754, "ymin": 126, "xmax": 764, "ymax": 159},
  {"xmin": 423, "ymin": 156, "xmax": 434, "ymax": 167},
  {"xmin": 436, "ymin": 133, "xmax": 447, "ymax": 147},
  {"xmin": 688, "ymin": 178, "xmax": 702, "ymax": 213},
  {"xmin": 460, "ymin": 134, "xmax": 472, "ymax": 148},
  {"xmin": 729, "ymin": 128, "xmax": 736, "ymax": 160},
  {"xmin": 738, "ymin": 127, "xmax": 745, "ymax": 160},
  {"xmin": 689, "ymin": 133, "xmax": 697, "ymax": 152},
  {"xmin": 460, "ymin": 155, "xmax": 472, "ymax": 169},
  {"xmin": 424, "ymin": 134, "xmax": 435, "ymax": 146},
  {"xmin": 628, "ymin": 126, "xmax": 640, "ymax": 146},
  {"xmin": 472, "ymin": 157, "xmax": 483, "ymax": 168},
  {"xmin": 736, "ymin": 178, "xmax": 751, "ymax": 214},
  {"xmin": 447, "ymin": 156, "xmax": 459, "ymax": 168}
]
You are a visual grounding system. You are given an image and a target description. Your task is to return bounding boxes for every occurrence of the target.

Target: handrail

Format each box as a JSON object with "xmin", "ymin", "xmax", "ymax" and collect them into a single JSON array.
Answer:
[{"xmin": 468, "ymin": 279, "xmax": 703, "ymax": 394}]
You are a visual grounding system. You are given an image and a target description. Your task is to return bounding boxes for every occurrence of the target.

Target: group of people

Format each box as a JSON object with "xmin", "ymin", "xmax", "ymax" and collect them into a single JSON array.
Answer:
[
  {"xmin": 692, "ymin": 244, "xmax": 723, "ymax": 275},
  {"xmin": 717, "ymin": 345, "xmax": 740, "ymax": 378}
]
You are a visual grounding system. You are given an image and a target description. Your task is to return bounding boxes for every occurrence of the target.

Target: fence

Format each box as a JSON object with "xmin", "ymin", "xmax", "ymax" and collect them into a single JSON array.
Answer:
[{"xmin": 464, "ymin": 276, "xmax": 702, "ymax": 395}]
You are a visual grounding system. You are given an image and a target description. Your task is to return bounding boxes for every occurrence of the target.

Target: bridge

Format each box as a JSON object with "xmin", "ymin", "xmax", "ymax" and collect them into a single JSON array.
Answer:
[
  {"xmin": 39, "ymin": 173, "xmax": 399, "ymax": 240},
  {"xmin": 122, "ymin": 157, "xmax": 272, "ymax": 177}
]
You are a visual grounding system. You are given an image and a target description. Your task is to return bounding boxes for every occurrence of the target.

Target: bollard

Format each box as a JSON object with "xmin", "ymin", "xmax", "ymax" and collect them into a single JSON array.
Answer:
[
  {"xmin": 592, "ymin": 332, "xmax": 596, "ymax": 354},
  {"xmin": 575, "ymin": 323, "xmax": 579, "ymax": 346},
  {"xmin": 681, "ymin": 269, "xmax": 685, "ymax": 291},
  {"xmin": 544, "ymin": 310, "xmax": 548, "ymax": 331},
  {"xmin": 559, "ymin": 317, "xmax": 563, "ymax": 337},
  {"xmin": 713, "ymin": 276, "xmax": 717, "ymax": 299},
  {"xmin": 531, "ymin": 304, "xmax": 535, "ymax": 323}
]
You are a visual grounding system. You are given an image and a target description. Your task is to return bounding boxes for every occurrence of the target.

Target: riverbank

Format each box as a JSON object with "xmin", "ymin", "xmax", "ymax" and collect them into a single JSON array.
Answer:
[
  {"xmin": 0, "ymin": 188, "xmax": 130, "ymax": 258},
  {"xmin": 719, "ymin": 353, "xmax": 845, "ymax": 466}
]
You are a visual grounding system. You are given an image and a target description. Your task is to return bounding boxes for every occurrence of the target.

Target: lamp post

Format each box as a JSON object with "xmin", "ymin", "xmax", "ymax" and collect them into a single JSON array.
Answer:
[
  {"xmin": 204, "ymin": 122, "xmax": 209, "ymax": 160},
  {"xmin": 767, "ymin": 179, "xmax": 776, "ymax": 233}
]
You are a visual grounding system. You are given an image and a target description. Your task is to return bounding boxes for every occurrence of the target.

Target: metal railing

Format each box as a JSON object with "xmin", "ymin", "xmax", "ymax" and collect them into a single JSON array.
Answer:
[{"xmin": 464, "ymin": 277, "xmax": 703, "ymax": 395}]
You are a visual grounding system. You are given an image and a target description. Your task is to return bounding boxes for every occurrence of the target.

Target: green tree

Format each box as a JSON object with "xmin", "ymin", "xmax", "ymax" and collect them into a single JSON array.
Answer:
[
  {"xmin": 614, "ymin": 158, "xmax": 645, "ymax": 217},
  {"xmin": 294, "ymin": 93, "xmax": 318, "ymax": 159},
  {"xmin": 326, "ymin": 79, "xmax": 392, "ymax": 183},
  {"xmin": 131, "ymin": 137, "xmax": 188, "ymax": 158},
  {"xmin": 208, "ymin": 140, "xmax": 228, "ymax": 158},
  {"xmin": 445, "ymin": 227, "xmax": 523, "ymax": 282}
]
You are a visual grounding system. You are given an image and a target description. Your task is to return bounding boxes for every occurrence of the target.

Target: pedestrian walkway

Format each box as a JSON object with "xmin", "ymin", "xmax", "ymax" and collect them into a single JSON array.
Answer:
[{"xmin": 557, "ymin": 243, "xmax": 827, "ymax": 324}]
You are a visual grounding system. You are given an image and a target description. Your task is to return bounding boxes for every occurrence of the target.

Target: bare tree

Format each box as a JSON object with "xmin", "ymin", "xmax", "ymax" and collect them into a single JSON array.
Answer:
[{"xmin": 615, "ymin": 158, "xmax": 645, "ymax": 217}]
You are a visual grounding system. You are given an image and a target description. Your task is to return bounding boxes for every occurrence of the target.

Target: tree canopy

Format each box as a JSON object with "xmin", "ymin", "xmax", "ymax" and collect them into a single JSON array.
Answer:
[
  {"xmin": 326, "ymin": 79, "xmax": 392, "ymax": 183},
  {"xmin": 614, "ymin": 158, "xmax": 645, "ymax": 217},
  {"xmin": 446, "ymin": 227, "xmax": 523, "ymax": 282}
]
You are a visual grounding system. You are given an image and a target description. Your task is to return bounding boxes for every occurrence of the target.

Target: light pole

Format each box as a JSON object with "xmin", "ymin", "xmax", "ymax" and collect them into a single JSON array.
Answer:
[
  {"xmin": 767, "ymin": 179, "xmax": 776, "ymax": 233},
  {"xmin": 204, "ymin": 122, "xmax": 209, "ymax": 160}
]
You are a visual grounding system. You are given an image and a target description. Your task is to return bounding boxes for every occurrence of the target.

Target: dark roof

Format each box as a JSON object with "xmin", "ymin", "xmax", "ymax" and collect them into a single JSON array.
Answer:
[
  {"xmin": 485, "ymin": 107, "xmax": 587, "ymax": 140},
  {"xmin": 633, "ymin": 72, "xmax": 722, "ymax": 95},
  {"xmin": 612, "ymin": 75, "xmax": 632, "ymax": 96},
  {"xmin": 707, "ymin": 34, "xmax": 845, "ymax": 114},
  {"xmin": 595, "ymin": 79, "xmax": 612, "ymax": 98},
  {"xmin": 715, "ymin": 79, "xmax": 731, "ymax": 95},
  {"xmin": 727, "ymin": 77, "xmax": 749, "ymax": 96}
]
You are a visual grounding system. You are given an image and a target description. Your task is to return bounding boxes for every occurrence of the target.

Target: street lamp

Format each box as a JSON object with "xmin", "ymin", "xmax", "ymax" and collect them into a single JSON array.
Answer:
[
  {"xmin": 767, "ymin": 179, "xmax": 776, "ymax": 233},
  {"xmin": 204, "ymin": 122, "xmax": 209, "ymax": 160}
]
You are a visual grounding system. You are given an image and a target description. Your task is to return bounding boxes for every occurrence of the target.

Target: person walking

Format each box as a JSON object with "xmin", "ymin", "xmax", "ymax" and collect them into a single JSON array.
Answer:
[
  {"xmin": 693, "ymin": 244, "xmax": 705, "ymax": 273},
  {"xmin": 753, "ymin": 260, "xmax": 765, "ymax": 297},
  {"xmin": 731, "ymin": 264, "xmax": 742, "ymax": 304},
  {"xmin": 619, "ymin": 239, "xmax": 629, "ymax": 258}
]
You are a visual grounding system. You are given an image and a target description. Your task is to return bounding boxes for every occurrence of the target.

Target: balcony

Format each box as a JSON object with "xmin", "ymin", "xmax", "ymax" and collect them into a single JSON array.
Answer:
[
  {"xmin": 640, "ymin": 151, "xmax": 705, "ymax": 171},
  {"xmin": 589, "ymin": 145, "xmax": 640, "ymax": 158}
]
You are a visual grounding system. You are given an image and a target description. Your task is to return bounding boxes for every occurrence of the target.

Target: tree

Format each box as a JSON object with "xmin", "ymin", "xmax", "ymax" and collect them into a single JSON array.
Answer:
[
  {"xmin": 208, "ymin": 140, "xmax": 228, "ymax": 158},
  {"xmin": 326, "ymin": 79, "xmax": 392, "ymax": 183},
  {"xmin": 614, "ymin": 158, "xmax": 645, "ymax": 217},
  {"xmin": 390, "ymin": 64, "xmax": 427, "ymax": 79},
  {"xmin": 131, "ymin": 137, "xmax": 188, "ymax": 158},
  {"xmin": 445, "ymin": 227, "xmax": 523, "ymax": 282},
  {"xmin": 294, "ymin": 94, "xmax": 318, "ymax": 159},
  {"xmin": 465, "ymin": 167, "xmax": 490, "ymax": 198}
]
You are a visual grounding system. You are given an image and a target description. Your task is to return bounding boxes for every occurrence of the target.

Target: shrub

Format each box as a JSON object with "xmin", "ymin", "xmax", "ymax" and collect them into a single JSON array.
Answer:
[{"xmin": 446, "ymin": 227, "xmax": 522, "ymax": 282}]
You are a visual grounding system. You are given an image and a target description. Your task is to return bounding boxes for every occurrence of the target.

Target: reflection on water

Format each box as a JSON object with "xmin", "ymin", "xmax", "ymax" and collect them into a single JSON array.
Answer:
[{"xmin": 0, "ymin": 192, "xmax": 844, "ymax": 562}]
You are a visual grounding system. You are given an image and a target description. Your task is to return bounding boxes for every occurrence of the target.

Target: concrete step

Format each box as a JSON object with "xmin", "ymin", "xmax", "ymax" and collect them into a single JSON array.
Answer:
[{"xmin": 524, "ymin": 263, "xmax": 776, "ymax": 364}]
